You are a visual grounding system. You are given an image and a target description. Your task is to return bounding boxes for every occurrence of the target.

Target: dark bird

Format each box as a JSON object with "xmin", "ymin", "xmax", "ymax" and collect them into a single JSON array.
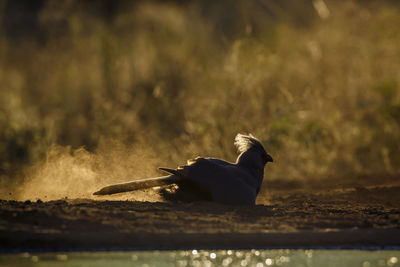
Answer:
[{"xmin": 94, "ymin": 133, "xmax": 273, "ymax": 205}]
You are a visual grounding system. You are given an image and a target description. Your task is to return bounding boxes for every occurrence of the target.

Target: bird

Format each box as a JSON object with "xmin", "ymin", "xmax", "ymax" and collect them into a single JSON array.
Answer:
[{"xmin": 93, "ymin": 133, "xmax": 273, "ymax": 205}]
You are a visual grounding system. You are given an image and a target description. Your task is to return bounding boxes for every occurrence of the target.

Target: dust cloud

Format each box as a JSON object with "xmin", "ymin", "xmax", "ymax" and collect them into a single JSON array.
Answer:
[{"xmin": 13, "ymin": 142, "xmax": 165, "ymax": 202}]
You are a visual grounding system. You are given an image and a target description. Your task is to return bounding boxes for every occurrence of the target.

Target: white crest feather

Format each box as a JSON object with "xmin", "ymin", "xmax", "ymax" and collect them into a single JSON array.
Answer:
[{"xmin": 234, "ymin": 133, "xmax": 262, "ymax": 153}]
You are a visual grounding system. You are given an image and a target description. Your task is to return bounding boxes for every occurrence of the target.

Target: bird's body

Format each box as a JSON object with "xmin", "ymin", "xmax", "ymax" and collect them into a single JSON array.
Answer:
[
  {"xmin": 94, "ymin": 134, "xmax": 273, "ymax": 205},
  {"xmin": 160, "ymin": 157, "xmax": 261, "ymax": 205}
]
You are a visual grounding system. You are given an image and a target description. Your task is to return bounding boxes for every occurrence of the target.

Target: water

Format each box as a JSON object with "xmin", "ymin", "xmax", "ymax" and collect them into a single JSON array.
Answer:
[{"xmin": 0, "ymin": 249, "xmax": 399, "ymax": 267}]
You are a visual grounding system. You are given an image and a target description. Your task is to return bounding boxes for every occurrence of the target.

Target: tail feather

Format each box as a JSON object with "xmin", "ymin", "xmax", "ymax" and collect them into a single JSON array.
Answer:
[
  {"xmin": 93, "ymin": 174, "xmax": 183, "ymax": 195},
  {"xmin": 159, "ymin": 167, "xmax": 182, "ymax": 176}
]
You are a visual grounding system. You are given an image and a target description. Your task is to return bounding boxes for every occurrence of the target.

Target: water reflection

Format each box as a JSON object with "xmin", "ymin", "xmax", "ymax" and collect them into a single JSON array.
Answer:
[{"xmin": 0, "ymin": 250, "xmax": 399, "ymax": 267}]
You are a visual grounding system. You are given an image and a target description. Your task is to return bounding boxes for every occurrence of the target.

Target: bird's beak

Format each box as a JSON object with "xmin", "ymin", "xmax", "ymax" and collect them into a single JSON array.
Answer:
[{"xmin": 266, "ymin": 154, "xmax": 273, "ymax": 163}]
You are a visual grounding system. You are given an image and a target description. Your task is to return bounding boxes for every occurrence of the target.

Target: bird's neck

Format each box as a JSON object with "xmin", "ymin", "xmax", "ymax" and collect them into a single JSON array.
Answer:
[
  {"xmin": 236, "ymin": 151, "xmax": 261, "ymax": 168},
  {"xmin": 236, "ymin": 152, "xmax": 265, "ymax": 181}
]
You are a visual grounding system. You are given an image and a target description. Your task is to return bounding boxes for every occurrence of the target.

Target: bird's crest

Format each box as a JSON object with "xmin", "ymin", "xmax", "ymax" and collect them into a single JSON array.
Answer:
[{"xmin": 234, "ymin": 133, "xmax": 264, "ymax": 153}]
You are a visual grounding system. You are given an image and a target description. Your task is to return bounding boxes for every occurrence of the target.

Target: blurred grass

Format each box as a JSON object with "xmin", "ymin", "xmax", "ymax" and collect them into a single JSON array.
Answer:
[{"xmin": 0, "ymin": 0, "xmax": 399, "ymax": 190}]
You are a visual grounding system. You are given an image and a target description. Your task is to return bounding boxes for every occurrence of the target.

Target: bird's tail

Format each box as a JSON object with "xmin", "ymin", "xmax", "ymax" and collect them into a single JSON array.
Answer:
[
  {"xmin": 93, "ymin": 174, "xmax": 183, "ymax": 195},
  {"xmin": 158, "ymin": 167, "xmax": 181, "ymax": 176}
]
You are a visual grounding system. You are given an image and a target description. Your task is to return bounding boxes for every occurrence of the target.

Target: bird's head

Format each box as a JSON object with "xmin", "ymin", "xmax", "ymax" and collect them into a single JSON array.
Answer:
[{"xmin": 234, "ymin": 133, "xmax": 273, "ymax": 168}]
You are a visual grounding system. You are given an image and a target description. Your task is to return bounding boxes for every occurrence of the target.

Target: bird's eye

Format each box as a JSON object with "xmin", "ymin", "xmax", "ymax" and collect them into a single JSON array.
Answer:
[{"xmin": 261, "ymin": 152, "xmax": 272, "ymax": 163}]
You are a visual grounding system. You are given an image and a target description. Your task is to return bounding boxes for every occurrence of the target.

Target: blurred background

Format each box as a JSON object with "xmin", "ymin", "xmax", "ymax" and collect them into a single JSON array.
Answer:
[{"xmin": 0, "ymin": 0, "xmax": 399, "ymax": 200}]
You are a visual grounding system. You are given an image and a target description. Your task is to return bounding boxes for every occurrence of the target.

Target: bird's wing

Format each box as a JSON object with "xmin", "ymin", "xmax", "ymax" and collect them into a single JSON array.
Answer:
[
  {"xmin": 159, "ymin": 157, "xmax": 223, "ymax": 178},
  {"xmin": 204, "ymin": 158, "xmax": 233, "ymax": 166}
]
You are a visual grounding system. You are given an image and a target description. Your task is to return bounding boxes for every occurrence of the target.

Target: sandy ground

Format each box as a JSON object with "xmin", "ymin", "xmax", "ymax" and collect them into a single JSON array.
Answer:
[{"xmin": 1, "ymin": 178, "xmax": 400, "ymax": 252}]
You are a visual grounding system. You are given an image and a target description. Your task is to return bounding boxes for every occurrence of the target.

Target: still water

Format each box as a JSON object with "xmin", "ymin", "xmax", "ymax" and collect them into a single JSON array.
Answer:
[{"xmin": 0, "ymin": 249, "xmax": 399, "ymax": 267}]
